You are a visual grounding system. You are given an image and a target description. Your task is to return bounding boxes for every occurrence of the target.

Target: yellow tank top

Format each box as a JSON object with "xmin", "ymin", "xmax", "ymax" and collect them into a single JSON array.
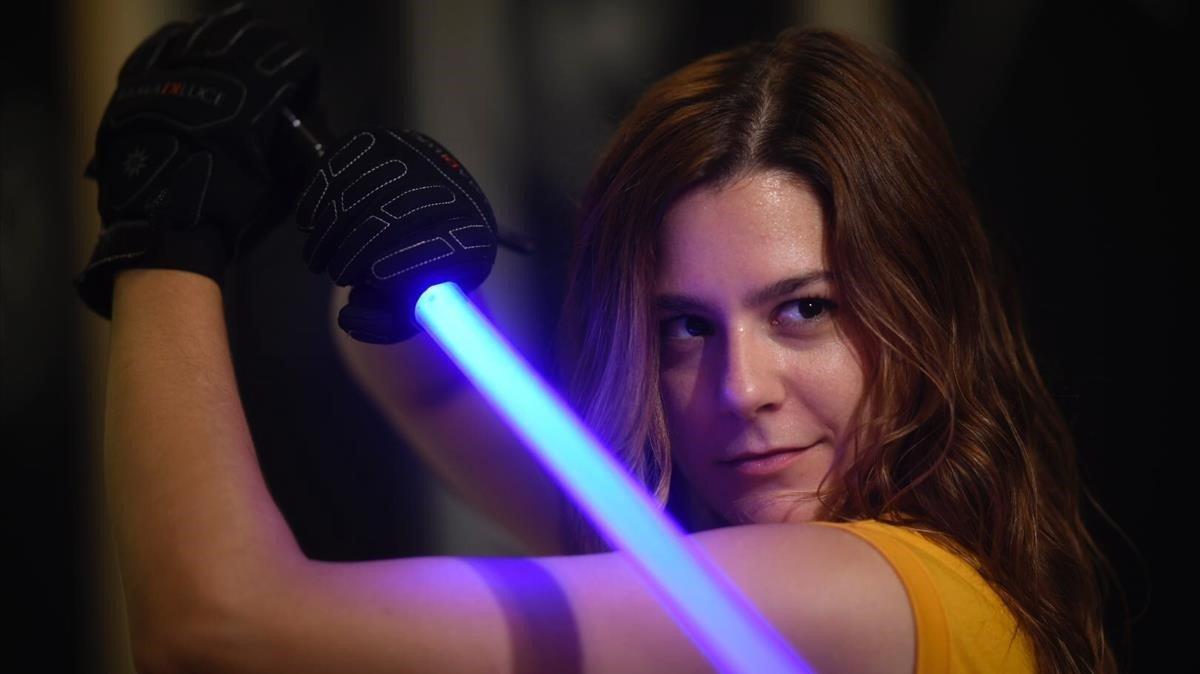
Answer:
[{"xmin": 809, "ymin": 519, "xmax": 1036, "ymax": 674}]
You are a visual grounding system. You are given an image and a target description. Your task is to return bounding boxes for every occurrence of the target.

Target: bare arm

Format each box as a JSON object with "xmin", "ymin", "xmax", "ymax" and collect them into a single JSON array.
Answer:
[
  {"xmin": 327, "ymin": 283, "xmax": 567, "ymax": 556},
  {"xmin": 228, "ymin": 523, "xmax": 914, "ymax": 674},
  {"xmin": 107, "ymin": 269, "xmax": 915, "ymax": 673},
  {"xmin": 104, "ymin": 269, "xmax": 307, "ymax": 669}
]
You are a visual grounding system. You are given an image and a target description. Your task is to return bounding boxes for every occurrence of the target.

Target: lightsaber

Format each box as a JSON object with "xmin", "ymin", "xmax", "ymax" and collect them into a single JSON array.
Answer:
[{"xmin": 413, "ymin": 281, "xmax": 813, "ymax": 674}]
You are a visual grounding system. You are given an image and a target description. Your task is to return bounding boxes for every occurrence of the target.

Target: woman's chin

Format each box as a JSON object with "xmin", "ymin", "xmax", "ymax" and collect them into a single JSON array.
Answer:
[{"xmin": 724, "ymin": 491, "xmax": 820, "ymax": 525}]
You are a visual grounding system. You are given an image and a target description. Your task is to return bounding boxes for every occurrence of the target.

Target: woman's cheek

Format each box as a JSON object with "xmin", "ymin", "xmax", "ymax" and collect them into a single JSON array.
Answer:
[
  {"xmin": 803, "ymin": 338, "xmax": 867, "ymax": 449},
  {"xmin": 659, "ymin": 367, "xmax": 701, "ymax": 443}
]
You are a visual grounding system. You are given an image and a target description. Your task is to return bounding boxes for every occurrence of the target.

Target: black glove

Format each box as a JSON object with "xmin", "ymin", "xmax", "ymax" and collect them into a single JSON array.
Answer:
[
  {"xmin": 296, "ymin": 127, "xmax": 499, "ymax": 343},
  {"xmin": 74, "ymin": 2, "xmax": 319, "ymax": 319}
]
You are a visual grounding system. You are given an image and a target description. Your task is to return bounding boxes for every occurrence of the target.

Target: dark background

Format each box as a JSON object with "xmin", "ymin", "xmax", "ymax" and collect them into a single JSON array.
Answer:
[{"xmin": 3, "ymin": 1, "xmax": 1180, "ymax": 671}]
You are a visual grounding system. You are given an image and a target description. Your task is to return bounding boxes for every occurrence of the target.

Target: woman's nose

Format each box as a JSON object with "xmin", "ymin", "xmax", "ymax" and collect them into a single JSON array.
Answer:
[{"xmin": 720, "ymin": 326, "xmax": 785, "ymax": 419}]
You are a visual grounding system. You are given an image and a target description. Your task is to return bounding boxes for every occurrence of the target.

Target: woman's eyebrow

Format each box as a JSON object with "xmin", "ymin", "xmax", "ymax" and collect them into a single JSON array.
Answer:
[{"xmin": 655, "ymin": 271, "xmax": 832, "ymax": 312}]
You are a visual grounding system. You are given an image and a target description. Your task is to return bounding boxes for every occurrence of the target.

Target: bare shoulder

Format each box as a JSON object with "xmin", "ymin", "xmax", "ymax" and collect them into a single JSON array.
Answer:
[{"xmin": 693, "ymin": 522, "xmax": 916, "ymax": 674}]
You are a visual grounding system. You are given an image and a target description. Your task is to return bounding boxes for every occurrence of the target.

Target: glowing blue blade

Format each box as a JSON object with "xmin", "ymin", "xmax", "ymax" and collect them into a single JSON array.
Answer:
[{"xmin": 413, "ymin": 282, "xmax": 812, "ymax": 674}]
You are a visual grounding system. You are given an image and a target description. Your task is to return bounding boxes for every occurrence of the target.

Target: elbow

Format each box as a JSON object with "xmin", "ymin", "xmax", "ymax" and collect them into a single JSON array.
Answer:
[
  {"xmin": 126, "ymin": 611, "xmax": 207, "ymax": 674},
  {"xmin": 120, "ymin": 584, "xmax": 203, "ymax": 673},
  {"xmin": 120, "ymin": 541, "xmax": 308, "ymax": 672},
  {"xmin": 130, "ymin": 637, "xmax": 191, "ymax": 674},
  {"xmin": 126, "ymin": 575, "xmax": 265, "ymax": 674}
]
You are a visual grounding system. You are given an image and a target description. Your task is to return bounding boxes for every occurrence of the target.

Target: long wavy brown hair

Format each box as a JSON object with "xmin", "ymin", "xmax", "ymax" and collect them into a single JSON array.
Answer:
[{"xmin": 553, "ymin": 26, "xmax": 1118, "ymax": 674}]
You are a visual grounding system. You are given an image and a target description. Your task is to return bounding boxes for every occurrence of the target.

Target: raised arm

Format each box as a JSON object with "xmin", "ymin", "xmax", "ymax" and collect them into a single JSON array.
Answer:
[
  {"xmin": 105, "ymin": 269, "xmax": 914, "ymax": 674},
  {"xmin": 104, "ymin": 269, "xmax": 307, "ymax": 669},
  {"xmin": 86, "ymin": 10, "xmax": 916, "ymax": 672},
  {"xmin": 328, "ymin": 283, "xmax": 568, "ymax": 556}
]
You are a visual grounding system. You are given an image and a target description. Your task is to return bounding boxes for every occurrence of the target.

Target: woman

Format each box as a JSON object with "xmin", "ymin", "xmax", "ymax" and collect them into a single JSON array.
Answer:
[
  {"xmin": 548, "ymin": 27, "xmax": 1118, "ymax": 673},
  {"xmin": 100, "ymin": 23, "xmax": 1115, "ymax": 674}
]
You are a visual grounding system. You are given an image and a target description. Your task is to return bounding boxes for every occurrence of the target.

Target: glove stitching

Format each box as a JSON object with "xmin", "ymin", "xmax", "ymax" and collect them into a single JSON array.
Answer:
[
  {"xmin": 203, "ymin": 19, "xmax": 259, "ymax": 56},
  {"xmin": 183, "ymin": 14, "xmax": 219, "ymax": 54},
  {"xmin": 297, "ymin": 169, "xmax": 329, "ymax": 229},
  {"xmin": 336, "ymin": 186, "xmax": 456, "ymax": 283},
  {"xmin": 302, "ymin": 132, "xmax": 376, "ymax": 251},
  {"xmin": 379, "ymin": 184, "xmax": 455, "ymax": 219},
  {"xmin": 255, "ymin": 43, "xmax": 307, "ymax": 76},
  {"xmin": 449, "ymin": 223, "xmax": 492, "ymax": 250},
  {"xmin": 370, "ymin": 236, "xmax": 455, "ymax": 281},
  {"xmin": 114, "ymin": 136, "xmax": 180, "ymax": 211},
  {"xmin": 189, "ymin": 151, "xmax": 214, "ymax": 230},
  {"xmin": 186, "ymin": 0, "xmax": 247, "ymax": 54},
  {"xmin": 329, "ymin": 131, "xmax": 375, "ymax": 177},
  {"xmin": 309, "ymin": 200, "xmax": 340, "ymax": 263},
  {"xmin": 386, "ymin": 130, "xmax": 490, "ymax": 235},
  {"xmin": 80, "ymin": 220, "xmax": 154, "ymax": 271},
  {"xmin": 137, "ymin": 25, "xmax": 189, "ymax": 74},
  {"xmin": 250, "ymin": 82, "xmax": 295, "ymax": 125},
  {"xmin": 82, "ymin": 249, "xmax": 151, "ymax": 272},
  {"xmin": 339, "ymin": 159, "xmax": 408, "ymax": 212}
]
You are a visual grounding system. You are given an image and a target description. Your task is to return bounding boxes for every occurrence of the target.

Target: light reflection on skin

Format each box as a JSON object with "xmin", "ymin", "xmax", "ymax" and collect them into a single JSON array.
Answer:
[{"xmin": 655, "ymin": 170, "xmax": 868, "ymax": 527}]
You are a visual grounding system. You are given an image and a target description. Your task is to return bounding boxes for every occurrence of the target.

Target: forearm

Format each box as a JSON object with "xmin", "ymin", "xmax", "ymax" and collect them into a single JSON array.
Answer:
[
  {"xmin": 330, "ymin": 285, "xmax": 568, "ymax": 555},
  {"xmin": 328, "ymin": 284, "xmax": 483, "ymax": 407},
  {"xmin": 105, "ymin": 269, "xmax": 303, "ymax": 650}
]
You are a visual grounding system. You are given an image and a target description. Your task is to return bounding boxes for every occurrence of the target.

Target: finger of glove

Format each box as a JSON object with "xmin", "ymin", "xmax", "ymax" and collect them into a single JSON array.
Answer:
[
  {"xmin": 294, "ymin": 130, "xmax": 367, "ymax": 232},
  {"xmin": 330, "ymin": 215, "xmax": 498, "ymax": 299},
  {"xmin": 325, "ymin": 183, "xmax": 462, "ymax": 286},
  {"xmin": 369, "ymin": 218, "xmax": 497, "ymax": 297},
  {"xmin": 337, "ymin": 284, "xmax": 418, "ymax": 344},
  {"xmin": 324, "ymin": 212, "xmax": 392, "ymax": 286},
  {"xmin": 390, "ymin": 128, "xmax": 496, "ymax": 229},
  {"xmin": 181, "ymin": 8, "xmax": 318, "ymax": 122},
  {"xmin": 211, "ymin": 21, "xmax": 318, "ymax": 194},
  {"xmin": 305, "ymin": 147, "xmax": 411, "ymax": 274},
  {"xmin": 219, "ymin": 21, "xmax": 313, "ymax": 79},
  {"xmin": 194, "ymin": 15, "xmax": 315, "ymax": 86},
  {"xmin": 295, "ymin": 166, "xmax": 329, "ymax": 231},
  {"xmin": 245, "ymin": 48, "xmax": 318, "ymax": 134},
  {"xmin": 301, "ymin": 199, "xmax": 350, "ymax": 273},
  {"xmin": 118, "ymin": 21, "xmax": 190, "ymax": 80},
  {"xmin": 174, "ymin": 2, "xmax": 255, "ymax": 59}
]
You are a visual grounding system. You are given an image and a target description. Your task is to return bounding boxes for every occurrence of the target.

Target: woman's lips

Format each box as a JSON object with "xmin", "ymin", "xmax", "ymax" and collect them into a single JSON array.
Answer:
[{"xmin": 721, "ymin": 446, "xmax": 811, "ymax": 476}]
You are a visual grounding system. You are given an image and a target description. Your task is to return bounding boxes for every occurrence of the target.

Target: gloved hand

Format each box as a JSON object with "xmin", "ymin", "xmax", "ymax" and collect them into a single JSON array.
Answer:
[
  {"xmin": 74, "ymin": 2, "xmax": 320, "ymax": 319},
  {"xmin": 296, "ymin": 127, "xmax": 499, "ymax": 343}
]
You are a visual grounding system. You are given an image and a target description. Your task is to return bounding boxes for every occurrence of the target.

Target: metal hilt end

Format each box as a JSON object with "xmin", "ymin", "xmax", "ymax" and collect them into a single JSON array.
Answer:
[{"xmin": 281, "ymin": 106, "xmax": 325, "ymax": 158}]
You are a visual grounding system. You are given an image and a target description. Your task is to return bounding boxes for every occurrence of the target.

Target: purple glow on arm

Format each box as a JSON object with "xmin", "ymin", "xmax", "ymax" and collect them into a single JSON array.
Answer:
[{"xmin": 412, "ymin": 281, "xmax": 812, "ymax": 674}]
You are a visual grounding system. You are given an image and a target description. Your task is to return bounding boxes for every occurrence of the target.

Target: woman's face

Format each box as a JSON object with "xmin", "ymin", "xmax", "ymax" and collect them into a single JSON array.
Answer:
[{"xmin": 656, "ymin": 170, "xmax": 866, "ymax": 525}]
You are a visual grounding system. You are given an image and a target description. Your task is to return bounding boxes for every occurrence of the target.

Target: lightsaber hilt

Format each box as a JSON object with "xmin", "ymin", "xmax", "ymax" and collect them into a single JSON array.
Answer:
[{"xmin": 281, "ymin": 106, "xmax": 326, "ymax": 158}]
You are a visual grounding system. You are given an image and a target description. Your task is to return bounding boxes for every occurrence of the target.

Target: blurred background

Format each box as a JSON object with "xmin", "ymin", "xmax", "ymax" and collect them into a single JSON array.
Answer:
[{"xmin": 2, "ymin": 0, "xmax": 1181, "ymax": 671}]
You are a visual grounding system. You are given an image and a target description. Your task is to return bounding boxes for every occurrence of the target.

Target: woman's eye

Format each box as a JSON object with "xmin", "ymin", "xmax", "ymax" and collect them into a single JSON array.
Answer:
[
  {"xmin": 660, "ymin": 315, "xmax": 711, "ymax": 341},
  {"xmin": 660, "ymin": 298, "xmax": 835, "ymax": 342},
  {"xmin": 773, "ymin": 297, "xmax": 835, "ymax": 327}
]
